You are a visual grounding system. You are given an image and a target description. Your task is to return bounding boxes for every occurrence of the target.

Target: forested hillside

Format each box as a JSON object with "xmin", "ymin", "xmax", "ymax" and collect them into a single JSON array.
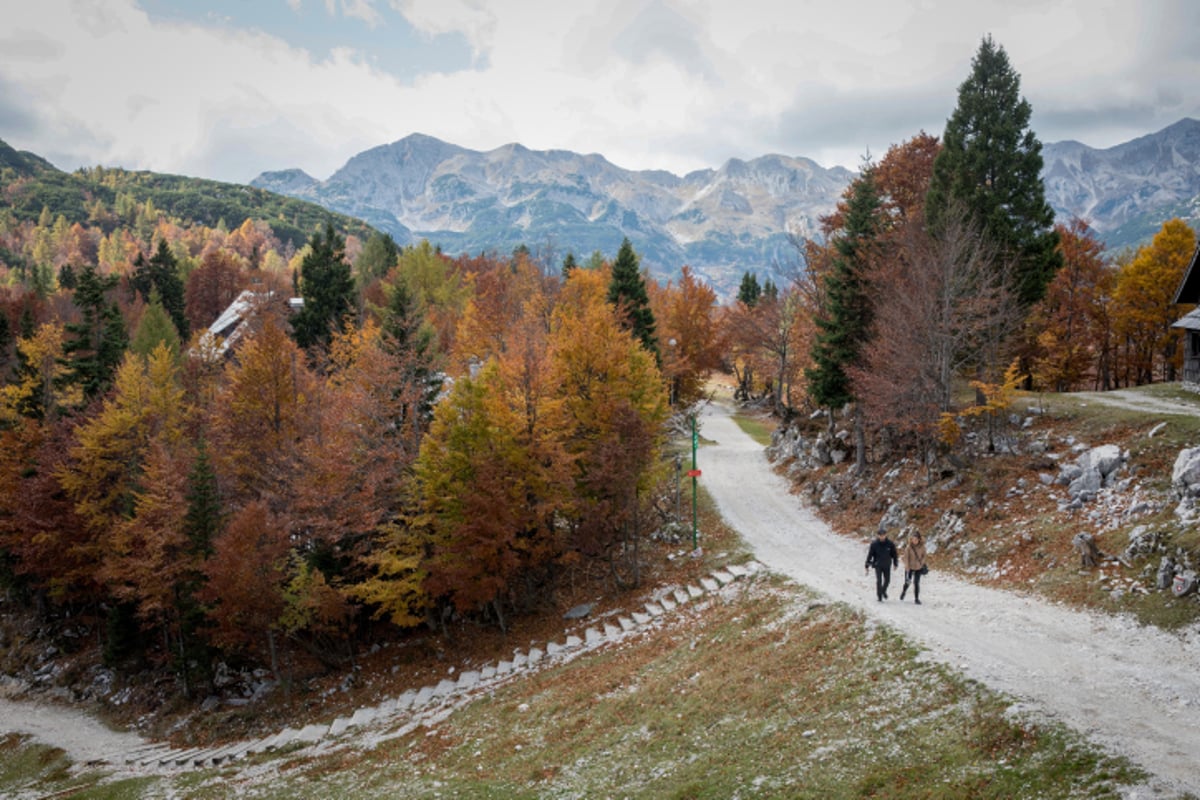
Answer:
[{"xmin": 0, "ymin": 138, "xmax": 374, "ymax": 250}]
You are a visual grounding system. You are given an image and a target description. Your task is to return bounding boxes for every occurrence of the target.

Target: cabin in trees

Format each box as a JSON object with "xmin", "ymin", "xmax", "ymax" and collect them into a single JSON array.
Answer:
[
  {"xmin": 199, "ymin": 290, "xmax": 303, "ymax": 358},
  {"xmin": 1172, "ymin": 241, "xmax": 1200, "ymax": 388}
]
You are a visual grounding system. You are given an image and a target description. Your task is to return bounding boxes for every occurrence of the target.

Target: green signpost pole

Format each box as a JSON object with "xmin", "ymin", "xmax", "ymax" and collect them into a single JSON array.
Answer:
[{"xmin": 691, "ymin": 415, "xmax": 698, "ymax": 551}]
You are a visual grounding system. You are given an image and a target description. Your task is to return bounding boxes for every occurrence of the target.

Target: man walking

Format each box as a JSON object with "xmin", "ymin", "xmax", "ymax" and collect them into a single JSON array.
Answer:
[{"xmin": 865, "ymin": 530, "xmax": 898, "ymax": 602}]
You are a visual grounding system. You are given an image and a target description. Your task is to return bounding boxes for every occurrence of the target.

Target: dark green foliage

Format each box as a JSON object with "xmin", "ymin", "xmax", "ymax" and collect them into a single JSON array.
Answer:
[
  {"xmin": 131, "ymin": 239, "xmax": 189, "ymax": 339},
  {"xmin": 762, "ymin": 279, "xmax": 778, "ymax": 301},
  {"xmin": 925, "ymin": 35, "xmax": 1061, "ymax": 307},
  {"xmin": 293, "ymin": 223, "xmax": 356, "ymax": 351},
  {"xmin": 807, "ymin": 170, "xmax": 883, "ymax": 410},
  {"xmin": 183, "ymin": 440, "xmax": 222, "ymax": 559},
  {"xmin": 62, "ymin": 262, "xmax": 128, "ymax": 402},
  {"xmin": 562, "ymin": 251, "xmax": 578, "ymax": 277},
  {"xmin": 384, "ymin": 276, "xmax": 442, "ymax": 432},
  {"xmin": 606, "ymin": 237, "xmax": 658, "ymax": 359},
  {"xmin": 737, "ymin": 272, "xmax": 762, "ymax": 307},
  {"xmin": 56, "ymin": 263, "xmax": 76, "ymax": 290}
]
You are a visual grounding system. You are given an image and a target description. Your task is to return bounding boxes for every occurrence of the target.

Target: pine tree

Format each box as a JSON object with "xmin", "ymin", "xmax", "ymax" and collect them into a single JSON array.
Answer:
[
  {"xmin": 737, "ymin": 272, "xmax": 762, "ymax": 307},
  {"xmin": 131, "ymin": 239, "xmax": 189, "ymax": 340},
  {"xmin": 926, "ymin": 35, "xmax": 1061, "ymax": 307},
  {"xmin": 561, "ymin": 252, "xmax": 578, "ymax": 278},
  {"xmin": 807, "ymin": 170, "xmax": 883, "ymax": 412},
  {"xmin": 606, "ymin": 237, "xmax": 658, "ymax": 359},
  {"xmin": 62, "ymin": 262, "xmax": 128, "ymax": 402},
  {"xmin": 293, "ymin": 224, "xmax": 356, "ymax": 351}
]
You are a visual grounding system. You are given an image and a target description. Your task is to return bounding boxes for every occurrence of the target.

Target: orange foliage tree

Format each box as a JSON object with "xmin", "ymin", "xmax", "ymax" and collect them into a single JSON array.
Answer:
[{"xmin": 1111, "ymin": 218, "xmax": 1196, "ymax": 385}]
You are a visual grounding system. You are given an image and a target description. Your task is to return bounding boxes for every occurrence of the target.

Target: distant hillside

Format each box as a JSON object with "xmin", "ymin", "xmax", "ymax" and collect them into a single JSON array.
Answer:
[
  {"xmin": 1042, "ymin": 117, "xmax": 1200, "ymax": 251},
  {"xmin": 0, "ymin": 140, "xmax": 375, "ymax": 250},
  {"xmin": 253, "ymin": 135, "xmax": 855, "ymax": 296},
  {"xmin": 254, "ymin": 119, "xmax": 1200, "ymax": 289}
]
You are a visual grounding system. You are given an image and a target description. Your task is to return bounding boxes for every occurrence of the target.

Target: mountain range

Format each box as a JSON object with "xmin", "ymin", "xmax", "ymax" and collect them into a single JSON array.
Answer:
[{"xmin": 253, "ymin": 119, "xmax": 1200, "ymax": 295}]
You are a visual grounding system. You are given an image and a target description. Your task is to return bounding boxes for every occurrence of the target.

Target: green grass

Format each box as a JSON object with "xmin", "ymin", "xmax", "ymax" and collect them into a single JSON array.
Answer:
[{"xmin": 730, "ymin": 409, "xmax": 777, "ymax": 447}]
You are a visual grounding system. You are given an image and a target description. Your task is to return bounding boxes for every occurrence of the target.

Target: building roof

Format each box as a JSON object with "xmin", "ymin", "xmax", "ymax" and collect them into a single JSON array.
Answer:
[
  {"xmin": 1171, "ymin": 307, "xmax": 1200, "ymax": 331},
  {"xmin": 1172, "ymin": 241, "xmax": 1200, "ymax": 304}
]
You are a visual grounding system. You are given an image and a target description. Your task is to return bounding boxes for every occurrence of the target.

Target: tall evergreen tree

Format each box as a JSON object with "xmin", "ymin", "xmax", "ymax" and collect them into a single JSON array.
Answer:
[
  {"xmin": 384, "ymin": 276, "xmax": 441, "ymax": 431},
  {"xmin": 606, "ymin": 237, "xmax": 658, "ymax": 359},
  {"xmin": 293, "ymin": 224, "xmax": 356, "ymax": 351},
  {"xmin": 737, "ymin": 272, "xmax": 762, "ymax": 307},
  {"xmin": 131, "ymin": 239, "xmax": 189, "ymax": 340},
  {"xmin": 62, "ymin": 262, "xmax": 128, "ymax": 402},
  {"xmin": 925, "ymin": 35, "xmax": 1061, "ymax": 307},
  {"xmin": 807, "ymin": 170, "xmax": 883, "ymax": 412},
  {"xmin": 561, "ymin": 251, "xmax": 578, "ymax": 278}
]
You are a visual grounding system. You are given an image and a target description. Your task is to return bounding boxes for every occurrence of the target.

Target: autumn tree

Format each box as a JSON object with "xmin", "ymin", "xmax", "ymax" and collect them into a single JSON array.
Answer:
[
  {"xmin": 414, "ymin": 362, "xmax": 537, "ymax": 629},
  {"xmin": 200, "ymin": 500, "xmax": 291, "ymax": 679},
  {"xmin": 211, "ymin": 316, "xmax": 316, "ymax": 507},
  {"xmin": 1026, "ymin": 220, "xmax": 1114, "ymax": 391},
  {"xmin": 1111, "ymin": 219, "xmax": 1196, "ymax": 384},
  {"xmin": 926, "ymin": 35, "xmax": 1060, "ymax": 308},
  {"xmin": 184, "ymin": 249, "xmax": 245, "ymax": 333},
  {"xmin": 849, "ymin": 204, "xmax": 1014, "ymax": 461},
  {"xmin": 554, "ymin": 268, "xmax": 668, "ymax": 584},
  {"xmin": 650, "ymin": 265, "xmax": 722, "ymax": 407}
]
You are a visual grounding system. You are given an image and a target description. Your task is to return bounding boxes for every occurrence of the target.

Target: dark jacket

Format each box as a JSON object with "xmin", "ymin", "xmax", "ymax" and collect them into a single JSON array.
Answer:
[{"xmin": 866, "ymin": 537, "xmax": 898, "ymax": 570}]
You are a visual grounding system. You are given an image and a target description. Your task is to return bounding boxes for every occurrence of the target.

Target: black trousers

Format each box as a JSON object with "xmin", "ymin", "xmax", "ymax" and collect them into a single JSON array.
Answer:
[
  {"xmin": 904, "ymin": 569, "xmax": 922, "ymax": 600},
  {"xmin": 873, "ymin": 565, "xmax": 892, "ymax": 599}
]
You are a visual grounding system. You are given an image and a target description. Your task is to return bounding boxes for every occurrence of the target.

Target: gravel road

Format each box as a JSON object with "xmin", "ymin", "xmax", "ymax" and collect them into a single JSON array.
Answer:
[{"xmin": 698, "ymin": 399, "xmax": 1200, "ymax": 798}]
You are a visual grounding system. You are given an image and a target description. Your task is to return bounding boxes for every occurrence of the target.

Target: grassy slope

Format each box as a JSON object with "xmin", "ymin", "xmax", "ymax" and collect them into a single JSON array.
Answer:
[{"xmin": 0, "ymin": 487, "xmax": 1151, "ymax": 799}]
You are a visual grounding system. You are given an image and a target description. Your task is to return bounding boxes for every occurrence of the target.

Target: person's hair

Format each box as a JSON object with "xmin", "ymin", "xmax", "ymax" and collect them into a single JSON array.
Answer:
[{"xmin": 912, "ymin": 532, "xmax": 923, "ymax": 541}]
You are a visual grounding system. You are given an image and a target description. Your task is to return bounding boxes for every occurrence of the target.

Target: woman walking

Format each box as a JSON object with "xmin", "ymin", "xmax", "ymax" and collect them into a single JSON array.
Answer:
[{"xmin": 900, "ymin": 531, "xmax": 927, "ymax": 604}]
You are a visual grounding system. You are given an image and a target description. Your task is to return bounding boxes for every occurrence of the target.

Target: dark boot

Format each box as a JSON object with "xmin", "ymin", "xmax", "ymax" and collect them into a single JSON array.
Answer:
[{"xmin": 900, "ymin": 582, "xmax": 908, "ymax": 600}]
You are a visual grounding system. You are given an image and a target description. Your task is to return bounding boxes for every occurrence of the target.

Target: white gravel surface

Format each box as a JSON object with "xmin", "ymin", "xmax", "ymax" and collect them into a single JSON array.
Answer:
[
  {"xmin": 698, "ymin": 399, "xmax": 1200, "ymax": 797},
  {"xmin": 0, "ymin": 691, "xmax": 145, "ymax": 767}
]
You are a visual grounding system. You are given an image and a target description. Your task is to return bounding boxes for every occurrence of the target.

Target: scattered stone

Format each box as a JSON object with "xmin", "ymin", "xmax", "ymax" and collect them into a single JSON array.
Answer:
[{"xmin": 563, "ymin": 602, "xmax": 595, "ymax": 620}]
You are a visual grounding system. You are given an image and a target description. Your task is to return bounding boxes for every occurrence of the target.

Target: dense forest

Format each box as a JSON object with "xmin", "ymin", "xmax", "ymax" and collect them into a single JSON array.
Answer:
[{"xmin": 0, "ymin": 36, "xmax": 1196, "ymax": 700}]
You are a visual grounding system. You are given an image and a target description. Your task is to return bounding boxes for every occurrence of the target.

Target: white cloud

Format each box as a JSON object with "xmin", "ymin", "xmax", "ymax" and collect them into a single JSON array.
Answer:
[{"xmin": 1, "ymin": 0, "xmax": 1197, "ymax": 183}]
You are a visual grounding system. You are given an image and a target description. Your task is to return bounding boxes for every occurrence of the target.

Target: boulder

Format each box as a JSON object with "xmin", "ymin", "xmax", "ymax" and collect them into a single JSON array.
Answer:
[{"xmin": 1171, "ymin": 446, "xmax": 1200, "ymax": 497}]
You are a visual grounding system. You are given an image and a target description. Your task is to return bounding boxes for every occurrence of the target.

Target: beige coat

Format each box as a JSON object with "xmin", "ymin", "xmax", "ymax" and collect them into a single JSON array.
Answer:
[{"xmin": 902, "ymin": 538, "xmax": 927, "ymax": 572}]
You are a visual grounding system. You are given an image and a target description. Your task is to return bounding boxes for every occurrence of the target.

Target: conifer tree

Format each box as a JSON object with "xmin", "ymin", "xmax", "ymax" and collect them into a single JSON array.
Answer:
[
  {"xmin": 926, "ymin": 35, "xmax": 1061, "ymax": 307},
  {"xmin": 62, "ymin": 262, "xmax": 128, "ymax": 402},
  {"xmin": 131, "ymin": 239, "xmax": 189, "ymax": 340},
  {"xmin": 561, "ymin": 252, "xmax": 578, "ymax": 278},
  {"xmin": 807, "ymin": 169, "xmax": 883, "ymax": 413},
  {"xmin": 737, "ymin": 272, "xmax": 762, "ymax": 307},
  {"xmin": 606, "ymin": 237, "xmax": 658, "ymax": 359},
  {"xmin": 293, "ymin": 224, "xmax": 355, "ymax": 351}
]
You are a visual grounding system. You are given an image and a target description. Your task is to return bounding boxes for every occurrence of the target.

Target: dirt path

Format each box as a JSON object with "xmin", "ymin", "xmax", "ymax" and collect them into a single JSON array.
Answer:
[
  {"xmin": 698, "ymin": 398, "xmax": 1200, "ymax": 798},
  {"xmin": 1053, "ymin": 389, "xmax": 1200, "ymax": 417},
  {"xmin": 0, "ymin": 692, "xmax": 145, "ymax": 767}
]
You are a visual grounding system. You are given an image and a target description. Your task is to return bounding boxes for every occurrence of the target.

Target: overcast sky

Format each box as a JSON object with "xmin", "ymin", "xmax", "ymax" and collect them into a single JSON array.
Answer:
[{"xmin": 2, "ymin": 0, "xmax": 1198, "ymax": 185}]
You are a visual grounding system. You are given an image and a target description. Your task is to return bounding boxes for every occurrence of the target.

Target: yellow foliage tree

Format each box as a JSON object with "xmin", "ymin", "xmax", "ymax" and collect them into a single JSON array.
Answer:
[{"xmin": 1111, "ymin": 218, "xmax": 1196, "ymax": 385}]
